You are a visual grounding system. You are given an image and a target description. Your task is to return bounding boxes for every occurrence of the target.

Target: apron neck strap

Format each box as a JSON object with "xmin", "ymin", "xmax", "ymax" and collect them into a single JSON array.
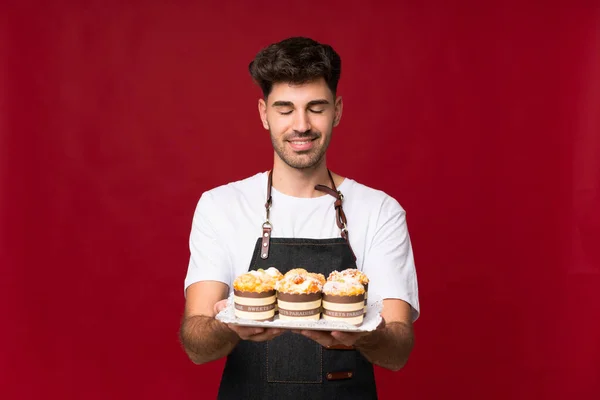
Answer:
[
  {"xmin": 265, "ymin": 170, "xmax": 344, "ymax": 205},
  {"xmin": 265, "ymin": 169, "xmax": 339, "ymax": 213},
  {"xmin": 263, "ymin": 170, "xmax": 353, "ymax": 255},
  {"xmin": 314, "ymin": 172, "xmax": 349, "ymax": 242}
]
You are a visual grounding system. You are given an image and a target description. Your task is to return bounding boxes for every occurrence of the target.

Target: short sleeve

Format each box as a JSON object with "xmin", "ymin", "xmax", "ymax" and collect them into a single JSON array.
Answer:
[
  {"xmin": 363, "ymin": 197, "xmax": 420, "ymax": 322},
  {"xmin": 183, "ymin": 191, "xmax": 232, "ymax": 296}
]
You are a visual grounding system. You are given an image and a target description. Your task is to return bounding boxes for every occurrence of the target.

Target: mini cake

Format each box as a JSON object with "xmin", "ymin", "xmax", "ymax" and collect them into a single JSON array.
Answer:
[
  {"xmin": 328, "ymin": 268, "xmax": 370, "ymax": 313},
  {"xmin": 275, "ymin": 271, "xmax": 324, "ymax": 321},
  {"xmin": 258, "ymin": 268, "xmax": 283, "ymax": 314},
  {"xmin": 309, "ymin": 272, "xmax": 326, "ymax": 286},
  {"xmin": 232, "ymin": 268, "xmax": 281, "ymax": 321},
  {"xmin": 321, "ymin": 279, "xmax": 366, "ymax": 326},
  {"xmin": 285, "ymin": 268, "xmax": 309, "ymax": 277},
  {"xmin": 259, "ymin": 267, "xmax": 284, "ymax": 281}
]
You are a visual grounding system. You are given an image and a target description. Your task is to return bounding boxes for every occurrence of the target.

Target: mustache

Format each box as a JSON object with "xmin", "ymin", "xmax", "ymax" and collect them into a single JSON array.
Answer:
[{"xmin": 284, "ymin": 131, "xmax": 320, "ymax": 141}]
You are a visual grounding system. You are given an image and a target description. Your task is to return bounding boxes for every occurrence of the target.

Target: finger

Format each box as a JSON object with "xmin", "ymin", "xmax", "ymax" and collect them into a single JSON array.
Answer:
[
  {"xmin": 247, "ymin": 329, "xmax": 286, "ymax": 342},
  {"xmin": 330, "ymin": 331, "xmax": 363, "ymax": 340},
  {"xmin": 234, "ymin": 327, "xmax": 285, "ymax": 342},
  {"xmin": 229, "ymin": 326, "xmax": 265, "ymax": 340},
  {"xmin": 330, "ymin": 331, "xmax": 362, "ymax": 346},
  {"xmin": 262, "ymin": 328, "xmax": 284, "ymax": 336}
]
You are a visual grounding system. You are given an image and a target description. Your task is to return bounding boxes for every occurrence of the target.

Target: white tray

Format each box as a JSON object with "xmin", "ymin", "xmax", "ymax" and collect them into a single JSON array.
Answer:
[{"xmin": 215, "ymin": 293, "xmax": 383, "ymax": 332}]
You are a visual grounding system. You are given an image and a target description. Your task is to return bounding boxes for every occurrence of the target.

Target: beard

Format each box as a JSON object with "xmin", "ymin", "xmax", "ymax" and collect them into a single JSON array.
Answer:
[{"xmin": 270, "ymin": 129, "xmax": 331, "ymax": 170}]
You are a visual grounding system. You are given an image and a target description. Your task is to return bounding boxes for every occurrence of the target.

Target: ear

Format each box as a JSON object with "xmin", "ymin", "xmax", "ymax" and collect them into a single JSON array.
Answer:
[
  {"xmin": 258, "ymin": 98, "xmax": 269, "ymax": 130},
  {"xmin": 333, "ymin": 96, "xmax": 343, "ymax": 127}
]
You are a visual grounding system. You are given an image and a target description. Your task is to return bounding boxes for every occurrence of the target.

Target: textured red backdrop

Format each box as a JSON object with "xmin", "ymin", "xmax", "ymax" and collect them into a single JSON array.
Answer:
[{"xmin": 1, "ymin": 1, "xmax": 599, "ymax": 399}]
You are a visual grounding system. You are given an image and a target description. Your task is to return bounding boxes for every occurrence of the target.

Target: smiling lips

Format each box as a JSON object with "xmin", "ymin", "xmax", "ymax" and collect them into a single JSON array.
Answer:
[{"xmin": 287, "ymin": 137, "xmax": 317, "ymax": 152}]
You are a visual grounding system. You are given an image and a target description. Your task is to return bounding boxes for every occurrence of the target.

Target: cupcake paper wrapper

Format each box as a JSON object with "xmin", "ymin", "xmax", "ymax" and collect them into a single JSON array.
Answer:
[{"xmin": 233, "ymin": 289, "xmax": 277, "ymax": 321}]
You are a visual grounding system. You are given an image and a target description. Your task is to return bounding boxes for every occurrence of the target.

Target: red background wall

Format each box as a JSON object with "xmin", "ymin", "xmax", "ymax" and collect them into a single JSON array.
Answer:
[{"xmin": 1, "ymin": 1, "xmax": 599, "ymax": 399}]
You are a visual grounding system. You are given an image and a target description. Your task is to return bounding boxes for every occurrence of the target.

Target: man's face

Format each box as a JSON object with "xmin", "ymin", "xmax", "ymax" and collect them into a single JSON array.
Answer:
[{"xmin": 258, "ymin": 78, "xmax": 343, "ymax": 170}]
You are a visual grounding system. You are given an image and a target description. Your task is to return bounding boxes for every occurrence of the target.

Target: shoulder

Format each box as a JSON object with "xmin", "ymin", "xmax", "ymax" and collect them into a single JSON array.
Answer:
[
  {"xmin": 199, "ymin": 171, "xmax": 266, "ymax": 201},
  {"xmin": 341, "ymin": 177, "xmax": 405, "ymax": 216},
  {"xmin": 193, "ymin": 171, "xmax": 267, "ymax": 215}
]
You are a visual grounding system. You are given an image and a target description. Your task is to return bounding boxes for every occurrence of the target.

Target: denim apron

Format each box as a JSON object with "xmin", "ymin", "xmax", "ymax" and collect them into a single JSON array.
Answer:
[{"xmin": 217, "ymin": 170, "xmax": 378, "ymax": 400}]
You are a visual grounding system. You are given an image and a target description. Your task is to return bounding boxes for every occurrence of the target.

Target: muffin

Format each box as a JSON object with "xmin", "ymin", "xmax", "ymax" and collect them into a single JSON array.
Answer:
[
  {"xmin": 259, "ymin": 267, "xmax": 284, "ymax": 281},
  {"xmin": 321, "ymin": 279, "xmax": 366, "ymax": 326},
  {"xmin": 328, "ymin": 268, "xmax": 370, "ymax": 314},
  {"xmin": 258, "ymin": 268, "xmax": 283, "ymax": 314},
  {"xmin": 309, "ymin": 272, "xmax": 326, "ymax": 286},
  {"xmin": 286, "ymin": 268, "xmax": 309, "ymax": 276},
  {"xmin": 275, "ymin": 270, "xmax": 325, "ymax": 321},
  {"xmin": 232, "ymin": 268, "xmax": 281, "ymax": 321}
]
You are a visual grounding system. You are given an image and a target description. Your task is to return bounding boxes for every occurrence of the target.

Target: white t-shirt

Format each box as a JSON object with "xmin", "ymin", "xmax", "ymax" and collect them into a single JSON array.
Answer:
[{"xmin": 184, "ymin": 171, "xmax": 420, "ymax": 321}]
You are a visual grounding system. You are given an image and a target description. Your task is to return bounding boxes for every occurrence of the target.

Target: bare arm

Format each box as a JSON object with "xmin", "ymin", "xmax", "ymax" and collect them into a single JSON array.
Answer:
[
  {"xmin": 298, "ymin": 299, "xmax": 415, "ymax": 371},
  {"xmin": 352, "ymin": 299, "xmax": 414, "ymax": 371},
  {"xmin": 179, "ymin": 281, "xmax": 239, "ymax": 364},
  {"xmin": 179, "ymin": 281, "xmax": 287, "ymax": 365}
]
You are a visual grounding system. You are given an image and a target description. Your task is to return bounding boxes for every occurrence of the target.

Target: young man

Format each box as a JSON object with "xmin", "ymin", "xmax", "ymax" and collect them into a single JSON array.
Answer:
[{"xmin": 179, "ymin": 37, "xmax": 420, "ymax": 400}]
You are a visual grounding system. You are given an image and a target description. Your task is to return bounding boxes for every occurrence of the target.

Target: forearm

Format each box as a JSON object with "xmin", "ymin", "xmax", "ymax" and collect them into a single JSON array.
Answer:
[
  {"xmin": 354, "ymin": 321, "xmax": 414, "ymax": 371},
  {"xmin": 179, "ymin": 315, "xmax": 240, "ymax": 364}
]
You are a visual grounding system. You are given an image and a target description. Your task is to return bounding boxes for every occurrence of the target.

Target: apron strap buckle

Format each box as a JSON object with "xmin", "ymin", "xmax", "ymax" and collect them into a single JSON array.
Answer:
[{"xmin": 261, "ymin": 222, "xmax": 272, "ymax": 259}]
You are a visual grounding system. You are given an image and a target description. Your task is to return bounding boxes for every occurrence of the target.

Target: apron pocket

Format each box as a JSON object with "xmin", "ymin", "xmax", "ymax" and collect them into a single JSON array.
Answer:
[
  {"xmin": 323, "ymin": 347, "xmax": 358, "ymax": 382},
  {"xmin": 266, "ymin": 333, "xmax": 322, "ymax": 383}
]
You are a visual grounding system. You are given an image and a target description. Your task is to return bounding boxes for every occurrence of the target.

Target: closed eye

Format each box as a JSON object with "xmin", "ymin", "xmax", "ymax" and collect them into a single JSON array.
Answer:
[{"xmin": 309, "ymin": 109, "xmax": 324, "ymax": 114}]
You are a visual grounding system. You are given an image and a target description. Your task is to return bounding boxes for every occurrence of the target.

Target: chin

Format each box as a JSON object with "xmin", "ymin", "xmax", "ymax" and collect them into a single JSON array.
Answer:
[{"xmin": 283, "ymin": 156, "xmax": 324, "ymax": 170}]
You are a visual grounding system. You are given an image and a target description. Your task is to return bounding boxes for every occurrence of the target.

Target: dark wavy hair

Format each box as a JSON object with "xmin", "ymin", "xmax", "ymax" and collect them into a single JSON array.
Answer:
[{"xmin": 248, "ymin": 37, "xmax": 341, "ymax": 97}]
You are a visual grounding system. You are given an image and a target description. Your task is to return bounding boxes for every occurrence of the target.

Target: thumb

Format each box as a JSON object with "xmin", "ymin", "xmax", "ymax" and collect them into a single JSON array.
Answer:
[
  {"xmin": 376, "ymin": 317, "xmax": 386, "ymax": 331},
  {"xmin": 214, "ymin": 299, "xmax": 228, "ymax": 315}
]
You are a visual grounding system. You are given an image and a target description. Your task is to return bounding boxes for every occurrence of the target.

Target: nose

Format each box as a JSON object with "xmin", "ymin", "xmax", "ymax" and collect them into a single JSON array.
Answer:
[{"xmin": 292, "ymin": 110, "xmax": 311, "ymax": 133}]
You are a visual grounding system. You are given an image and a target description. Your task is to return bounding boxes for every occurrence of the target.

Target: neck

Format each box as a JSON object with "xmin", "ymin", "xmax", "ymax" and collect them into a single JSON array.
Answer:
[{"xmin": 271, "ymin": 156, "xmax": 334, "ymax": 198}]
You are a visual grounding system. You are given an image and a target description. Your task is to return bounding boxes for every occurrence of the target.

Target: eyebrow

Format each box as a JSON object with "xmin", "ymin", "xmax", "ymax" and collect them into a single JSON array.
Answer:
[{"xmin": 271, "ymin": 99, "xmax": 331, "ymax": 107}]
